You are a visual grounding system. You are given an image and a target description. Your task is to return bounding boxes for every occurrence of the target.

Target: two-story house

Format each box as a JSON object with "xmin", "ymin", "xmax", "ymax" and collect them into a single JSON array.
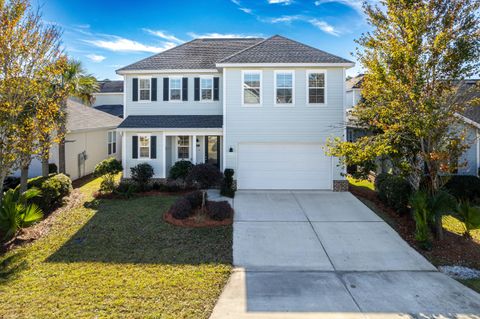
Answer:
[{"xmin": 116, "ymin": 35, "xmax": 354, "ymax": 190}]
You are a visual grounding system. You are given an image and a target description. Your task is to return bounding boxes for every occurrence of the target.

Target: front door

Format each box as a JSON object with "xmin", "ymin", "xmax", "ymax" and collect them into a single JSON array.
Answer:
[{"xmin": 205, "ymin": 136, "xmax": 220, "ymax": 168}]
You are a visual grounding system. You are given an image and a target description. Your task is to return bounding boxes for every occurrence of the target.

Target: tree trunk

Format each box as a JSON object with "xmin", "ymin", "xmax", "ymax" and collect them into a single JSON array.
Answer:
[
  {"xmin": 20, "ymin": 164, "xmax": 29, "ymax": 193},
  {"xmin": 58, "ymin": 136, "xmax": 66, "ymax": 174},
  {"xmin": 0, "ymin": 173, "xmax": 5, "ymax": 202},
  {"xmin": 41, "ymin": 157, "xmax": 49, "ymax": 177},
  {"xmin": 435, "ymin": 216, "xmax": 444, "ymax": 241}
]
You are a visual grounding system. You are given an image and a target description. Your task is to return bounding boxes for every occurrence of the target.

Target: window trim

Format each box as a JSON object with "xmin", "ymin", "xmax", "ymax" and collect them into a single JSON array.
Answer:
[
  {"xmin": 200, "ymin": 76, "xmax": 214, "ymax": 103},
  {"xmin": 137, "ymin": 77, "xmax": 151, "ymax": 103},
  {"xmin": 274, "ymin": 70, "xmax": 295, "ymax": 107},
  {"xmin": 138, "ymin": 133, "xmax": 151, "ymax": 159},
  {"xmin": 108, "ymin": 131, "xmax": 117, "ymax": 155},
  {"xmin": 176, "ymin": 136, "xmax": 191, "ymax": 161},
  {"xmin": 169, "ymin": 77, "xmax": 183, "ymax": 102},
  {"xmin": 306, "ymin": 70, "xmax": 327, "ymax": 106},
  {"xmin": 241, "ymin": 70, "xmax": 262, "ymax": 107}
]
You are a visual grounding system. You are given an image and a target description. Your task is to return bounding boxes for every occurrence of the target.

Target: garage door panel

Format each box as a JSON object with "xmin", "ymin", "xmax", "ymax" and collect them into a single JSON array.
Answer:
[{"xmin": 237, "ymin": 143, "xmax": 332, "ymax": 190}]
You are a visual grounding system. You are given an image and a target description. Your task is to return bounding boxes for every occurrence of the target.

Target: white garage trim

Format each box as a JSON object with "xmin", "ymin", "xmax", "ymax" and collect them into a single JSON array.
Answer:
[{"xmin": 236, "ymin": 142, "xmax": 333, "ymax": 190}]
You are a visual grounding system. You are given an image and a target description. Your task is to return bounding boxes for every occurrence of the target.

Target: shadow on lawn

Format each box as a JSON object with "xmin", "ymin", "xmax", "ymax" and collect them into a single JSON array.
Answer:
[{"xmin": 46, "ymin": 196, "xmax": 233, "ymax": 265}]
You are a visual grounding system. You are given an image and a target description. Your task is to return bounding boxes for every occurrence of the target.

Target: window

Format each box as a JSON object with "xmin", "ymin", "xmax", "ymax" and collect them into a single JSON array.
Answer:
[
  {"xmin": 108, "ymin": 131, "xmax": 116, "ymax": 155},
  {"xmin": 307, "ymin": 72, "xmax": 326, "ymax": 104},
  {"xmin": 177, "ymin": 136, "xmax": 190, "ymax": 160},
  {"xmin": 201, "ymin": 77, "xmax": 213, "ymax": 101},
  {"xmin": 243, "ymin": 71, "xmax": 261, "ymax": 105},
  {"xmin": 170, "ymin": 78, "xmax": 182, "ymax": 101},
  {"xmin": 139, "ymin": 78, "xmax": 151, "ymax": 101},
  {"xmin": 275, "ymin": 71, "xmax": 294, "ymax": 104},
  {"xmin": 139, "ymin": 134, "xmax": 150, "ymax": 158}
]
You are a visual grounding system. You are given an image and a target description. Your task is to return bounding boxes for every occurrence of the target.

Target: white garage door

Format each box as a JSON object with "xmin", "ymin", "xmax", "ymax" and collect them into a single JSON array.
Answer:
[{"xmin": 237, "ymin": 143, "xmax": 332, "ymax": 190}]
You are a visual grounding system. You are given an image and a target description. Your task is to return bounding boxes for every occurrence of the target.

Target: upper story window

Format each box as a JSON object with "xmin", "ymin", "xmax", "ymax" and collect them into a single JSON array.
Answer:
[
  {"xmin": 242, "ymin": 71, "xmax": 261, "ymax": 105},
  {"xmin": 307, "ymin": 71, "xmax": 326, "ymax": 104},
  {"xmin": 275, "ymin": 71, "xmax": 294, "ymax": 105},
  {"xmin": 108, "ymin": 131, "xmax": 116, "ymax": 155},
  {"xmin": 170, "ymin": 78, "xmax": 182, "ymax": 101},
  {"xmin": 139, "ymin": 134, "xmax": 151, "ymax": 159},
  {"xmin": 201, "ymin": 77, "xmax": 213, "ymax": 101},
  {"xmin": 139, "ymin": 78, "xmax": 151, "ymax": 101}
]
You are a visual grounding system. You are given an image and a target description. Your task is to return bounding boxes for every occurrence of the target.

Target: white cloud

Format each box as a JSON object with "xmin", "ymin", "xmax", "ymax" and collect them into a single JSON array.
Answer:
[
  {"xmin": 187, "ymin": 32, "xmax": 260, "ymax": 39},
  {"xmin": 308, "ymin": 19, "xmax": 341, "ymax": 36},
  {"xmin": 314, "ymin": 0, "xmax": 373, "ymax": 14},
  {"xmin": 268, "ymin": 0, "xmax": 294, "ymax": 5},
  {"xmin": 231, "ymin": 0, "xmax": 241, "ymax": 5},
  {"xmin": 239, "ymin": 7, "xmax": 253, "ymax": 14},
  {"xmin": 84, "ymin": 36, "xmax": 175, "ymax": 53},
  {"xmin": 268, "ymin": 15, "xmax": 301, "ymax": 23},
  {"xmin": 86, "ymin": 54, "xmax": 106, "ymax": 63},
  {"xmin": 143, "ymin": 29, "xmax": 184, "ymax": 44}
]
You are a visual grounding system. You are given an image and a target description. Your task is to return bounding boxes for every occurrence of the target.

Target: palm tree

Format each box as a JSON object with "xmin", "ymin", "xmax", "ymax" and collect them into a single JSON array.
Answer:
[{"xmin": 56, "ymin": 60, "xmax": 99, "ymax": 174}]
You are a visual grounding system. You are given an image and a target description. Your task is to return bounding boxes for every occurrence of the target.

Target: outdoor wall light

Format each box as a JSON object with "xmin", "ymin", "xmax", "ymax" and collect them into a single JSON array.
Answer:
[{"xmin": 229, "ymin": 147, "xmax": 234, "ymax": 153}]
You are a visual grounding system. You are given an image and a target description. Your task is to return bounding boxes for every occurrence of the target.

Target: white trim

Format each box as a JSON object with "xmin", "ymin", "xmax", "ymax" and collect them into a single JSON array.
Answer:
[
  {"xmin": 162, "ymin": 133, "xmax": 166, "ymax": 178},
  {"xmin": 175, "ymin": 136, "xmax": 191, "ymax": 161},
  {"xmin": 122, "ymin": 131, "xmax": 127, "ymax": 177},
  {"xmin": 306, "ymin": 69, "xmax": 327, "ymax": 106},
  {"xmin": 138, "ymin": 133, "xmax": 151, "ymax": 159},
  {"xmin": 455, "ymin": 113, "xmax": 480, "ymax": 129},
  {"xmin": 137, "ymin": 77, "xmax": 152, "ymax": 102},
  {"xmin": 122, "ymin": 75, "xmax": 127, "ymax": 118},
  {"xmin": 241, "ymin": 70, "xmax": 262, "ymax": 107},
  {"xmin": 222, "ymin": 69, "xmax": 227, "ymax": 172},
  {"xmin": 107, "ymin": 130, "xmax": 117, "ymax": 156},
  {"xmin": 168, "ymin": 77, "xmax": 183, "ymax": 102},
  {"xmin": 117, "ymin": 69, "xmax": 219, "ymax": 75},
  {"xmin": 118, "ymin": 128, "xmax": 223, "ymax": 134},
  {"xmin": 342, "ymin": 67, "xmax": 347, "ymax": 177},
  {"xmin": 273, "ymin": 70, "xmax": 295, "ymax": 107},
  {"xmin": 199, "ymin": 76, "xmax": 214, "ymax": 103},
  {"xmin": 93, "ymin": 92, "xmax": 123, "ymax": 96},
  {"xmin": 192, "ymin": 135, "xmax": 197, "ymax": 164},
  {"xmin": 216, "ymin": 62, "xmax": 355, "ymax": 68}
]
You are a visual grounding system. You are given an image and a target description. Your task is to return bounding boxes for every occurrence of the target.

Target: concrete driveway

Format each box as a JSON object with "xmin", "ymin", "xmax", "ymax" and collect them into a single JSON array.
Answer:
[{"xmin": 210, "ymin": 191, "xmax": 480, "ymax": 319}]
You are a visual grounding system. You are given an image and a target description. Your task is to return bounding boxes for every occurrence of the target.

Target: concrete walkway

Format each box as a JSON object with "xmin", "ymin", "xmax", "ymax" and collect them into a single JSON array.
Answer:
[{"xmin": 210, "ymin": 191, "xmax": 480, "ymax": 319}]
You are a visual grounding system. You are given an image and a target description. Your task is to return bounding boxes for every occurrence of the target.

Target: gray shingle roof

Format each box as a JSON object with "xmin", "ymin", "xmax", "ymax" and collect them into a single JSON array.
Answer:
[
  {"xmin": 117, "ymin": 38, "xmax": 263, "ymax": 71},
  {"xmin": 118, "ymin": 115, "xmax": 223, "ymax": 129},
  {"xmin": 460, "ymin": 80, "xmax": 480, "ymax": 124},
  {"xmin": 94, "ymin": 104, "xmax": 124, "ymax": 118},
  {"xmin": 218, "ymin": 35, "xmax": 353, "ymax": 64},
  {"xmin": 346, "ymin": 74, "xmax": 364, "ymax": 90},
  {"xmin": 67, "ymin": 99, "xmax": 122, "ymax": 132},
  {"xmin": 98, "ymin": 80, "xmax": 123, "ymax": 93}
]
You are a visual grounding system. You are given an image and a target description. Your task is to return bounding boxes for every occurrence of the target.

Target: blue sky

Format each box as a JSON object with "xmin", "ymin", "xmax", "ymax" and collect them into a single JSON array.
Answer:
[{"xmin": 37, "ymin": 0, "xmax": 373, "ymax": 80}]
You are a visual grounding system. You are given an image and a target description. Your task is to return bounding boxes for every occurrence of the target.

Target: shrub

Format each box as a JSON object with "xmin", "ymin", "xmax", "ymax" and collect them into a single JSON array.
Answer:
[
  {"xmin": 410, "ymin": 190, "xmax": 432, "ymax": 250},
  {"xmin": 115, "ymin": 181, "xmax": 138, "ymax": 199},
  {"xmin": 0, "ymin": 188, "xmax": 43, "ymax": 240},
  {"xmin": 130, "ymin": 163, "xmax": 154, "ymax": 191},
  {"xmin": 169, "ymin": 161, "xmax": 194, "ymax": 180},
  {"xmin": 207, "ymin": 201, "xmax": 233, "ymax": 221},
  {"xmin": 48, "ymin": 163, "xmax": 58, "ymax": 174},
  {"xmin": 185, "ymin": 190, "xmax": 207, "ymax": 209},
  {"xmin": 375, "ymin": 173, "xmax": 412, "ymax": 214},
  {"xmin": 170, "ymin": 198, "xmax": 192, "ymax": 220},
  {"xmin": 220, "ymin": 169, "xmax": 235, "ymax": 198},
  {"xmin": 186, "ymin": 164, "xmax": 223, "ymax": 189},
  {"xmin": 443, "ymin": 175, "xmax": 480, "ymax": 203},
  {"xmin": 26, "ymin": 174, "xmax": 72, "ymax": 212},
  {"xmin": 94, "ymin": 158, "xmax": 123, "ymax": 193}
]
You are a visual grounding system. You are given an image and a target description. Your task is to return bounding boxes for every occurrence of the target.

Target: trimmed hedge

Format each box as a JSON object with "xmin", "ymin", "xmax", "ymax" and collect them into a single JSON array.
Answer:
[
  {"xmin": 169, "ymin": 161, "xmax": 194, "ymax": 180},
  {"xmin": 26, "ymin": 174, "xmax": 72, "ymax": 213},
  {"xmin": 130, "ymin": 163, "xmax": 154, "ymax": 191},
  {"xmin": 220, "ymin": 169, "xmax": 235, "ymax": 198},
  {"xmin": 443, "ymin": 175, "xmax": 480, "ymax": 202},
  {"xmin": 170, "ymin": 198, "xmax": 192, "ymax": 220},
  {"xmin": 375, "ymin": 173, "xmax": 412, "ymax": 214},
  {"xmin": 207, "ymin": 201, "xmax": 233, "ymax": 221}
]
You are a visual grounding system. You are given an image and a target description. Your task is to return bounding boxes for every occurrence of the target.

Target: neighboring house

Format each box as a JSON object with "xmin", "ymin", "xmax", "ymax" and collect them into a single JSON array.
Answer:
[
  {"xmin": 13, "ymin": 99, "xmax": 123, "ymax": 180},
  {"xmin": 116, "ymin": 35, "xmax": 354, "ymax": 190},
  {"xmin": 346, "ymin": 75, "xmax": 480, "ymax": 176},
  {"xmin": 93, "ymin": 80, "xmax": 124, "ymax": 118}
]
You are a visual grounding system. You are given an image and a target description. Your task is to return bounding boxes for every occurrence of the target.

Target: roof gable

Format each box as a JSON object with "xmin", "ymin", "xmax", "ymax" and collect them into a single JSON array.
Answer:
[
  {"xmin": 218, "ymin": 35, "xmax": 353, "ymax": 64},
  {"xmin": 67, "ymin": 100, "xmax": 122, "ymax": 132}
]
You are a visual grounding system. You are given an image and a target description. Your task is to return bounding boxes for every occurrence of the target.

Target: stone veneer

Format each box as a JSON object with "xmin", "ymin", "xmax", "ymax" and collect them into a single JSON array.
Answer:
[{"xmin": 333, "ymin": 180, "xmax": 349, "ymax": 192}]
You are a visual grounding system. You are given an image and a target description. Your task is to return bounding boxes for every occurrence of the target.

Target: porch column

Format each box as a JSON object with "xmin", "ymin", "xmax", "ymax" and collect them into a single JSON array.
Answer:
[
  {"xmin": 192, "ymin": 135, "xmax": 197, "ymax": 164},
  {"xmin": 163, "ymin": 134, "xmax": 166, "ymax": 178}
]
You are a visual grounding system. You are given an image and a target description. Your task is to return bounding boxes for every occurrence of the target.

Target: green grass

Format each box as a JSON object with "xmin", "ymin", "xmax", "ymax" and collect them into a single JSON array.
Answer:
[
  {"xmin": 347, "ymin": 176, "xmax": 375, "ymax": 191},
  {"xmin": 442, "ymin": 214, "xmax": 480, "ymax": 241},
  {"xmin": 0, "ymin": 177, "xmax": 232, "ymax": 319}
]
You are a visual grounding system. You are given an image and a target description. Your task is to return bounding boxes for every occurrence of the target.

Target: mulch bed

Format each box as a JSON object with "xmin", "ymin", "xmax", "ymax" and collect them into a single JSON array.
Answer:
[
  {"xmin": 164, "ymin": 208, "xmax": 233, "ymax": 228},
  {"xmin": 350, "ymin": 184, "xmax": 480, "ymax": 269}
]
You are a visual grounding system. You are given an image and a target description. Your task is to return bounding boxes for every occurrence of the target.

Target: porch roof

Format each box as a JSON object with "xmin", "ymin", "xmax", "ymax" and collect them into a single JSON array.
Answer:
[{"xmin": 117, "ymin": 115, "xmax": 223, "ymax": 129}]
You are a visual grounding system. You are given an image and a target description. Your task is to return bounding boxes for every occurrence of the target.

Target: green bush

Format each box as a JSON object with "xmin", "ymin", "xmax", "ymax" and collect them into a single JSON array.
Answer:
[
  {"xmin": 48, "ymin": 163, "xmax": 58, "ymax": 174},
  {"xmin": 94, "ymin": 158, "xmax": 123, "ymax": 193},
  {"xmin": 169, "ymin": 161, "xmax": 194, "ymax": 180},
  {"xmin": 410, "ymin": 190, "xmax": 432, "ymax": 249},
  {"xmin": 220, "ymin": 169, "xmax": 235, "ymax": 198},
  {"xmin": 443, "ymin": 175, "xmax": 480, "ymax": 203},
  {"xmin": 26, "ymin": 174, "xmax": 72, "ymax": 213},
  {"xmin": 130, "ymin": 163, "xmax": 154, "ymax": 192},
  {"xmin": 115, "ymin": 181, "xmax": 138, "ymax": 199},
  {"xmin": 375, "ymin": 173, "xmax": 412, "ymax": 214}
]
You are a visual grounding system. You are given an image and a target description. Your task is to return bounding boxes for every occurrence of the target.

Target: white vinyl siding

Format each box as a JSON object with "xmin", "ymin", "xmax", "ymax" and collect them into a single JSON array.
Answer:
[
  {"xmin": 242, "ymin": 71, "xmax": 262, "ymax": 106},
  {"xmin": 139, "ymin": 78, "xmax": 151, "ymax": 101},
  {"xmin": 274, "ymin": 71, "xmax": 294, "ymax": 105}
]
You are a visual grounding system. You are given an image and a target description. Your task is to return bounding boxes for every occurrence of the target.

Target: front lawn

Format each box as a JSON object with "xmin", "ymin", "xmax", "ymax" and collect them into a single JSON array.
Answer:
[
  {"xmin": 0, "ymin": 177, "xmax": 232, "ymax": 318},
  {"xmin": 347, "ymin": 176, "xmax": 375, "ymax": 191}
]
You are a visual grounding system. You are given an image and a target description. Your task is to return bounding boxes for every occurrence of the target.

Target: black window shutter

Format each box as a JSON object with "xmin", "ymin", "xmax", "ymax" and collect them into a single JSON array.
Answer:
[
  {"xmin": 163, "ymin": 77, "xmax": 169, "ymax": 101},
  {"xmin": 132, "ymin": 136, "xmax": 138, "ymax": 159},
  {"xmin": 213, "ymin": 77, "xmax": 219, "ymax": 101},
  {"xmin": 132, "ymin": 78, "xmax": 138, "ymax": 102},
  {"xmin": 151, "ymin": 78, "xmax": 157, "ymax": 101},
  {"xmin": 182, "ymin": 77, "xmax": 188, "ymax": 101},
  {"xmin": 194, "ymin": 77, "xmax": 200, "ymax": 101},
  {"xmin": 150, "ymin": 136, "xmax": 157, "ymax": 159}
]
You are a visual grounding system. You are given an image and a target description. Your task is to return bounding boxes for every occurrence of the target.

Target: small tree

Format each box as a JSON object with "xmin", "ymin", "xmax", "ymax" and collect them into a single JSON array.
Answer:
[
  {"xmin": 186, "ymin": 164, "xmax": 223, "ymax": 189},
  {"xmin": 94, "ymin": 158, "xmax": 123, "ymax": 193}
]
